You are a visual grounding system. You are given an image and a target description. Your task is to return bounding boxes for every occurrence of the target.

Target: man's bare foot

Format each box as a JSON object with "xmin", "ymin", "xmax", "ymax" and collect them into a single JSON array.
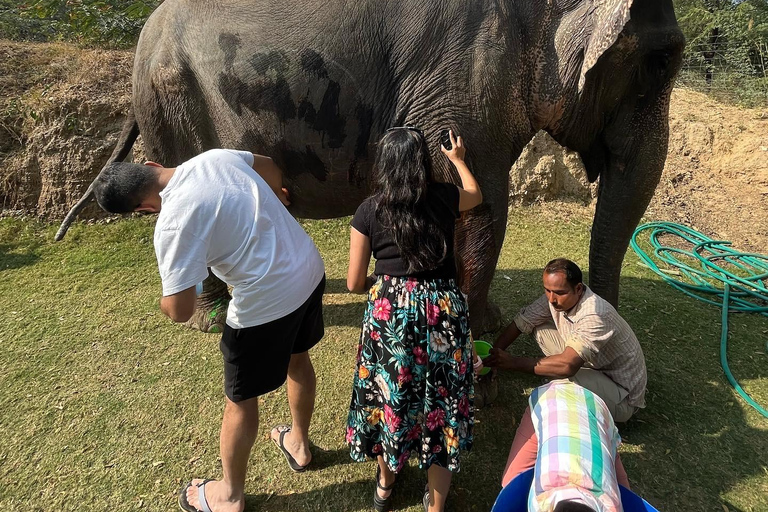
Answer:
[
  {"xmin": 270, "ymin": 425, "xmax": 311, "ymax": 468},
  {"xmin": 184, "ymin": 479, "xmax": 244, "ymax": 512}
]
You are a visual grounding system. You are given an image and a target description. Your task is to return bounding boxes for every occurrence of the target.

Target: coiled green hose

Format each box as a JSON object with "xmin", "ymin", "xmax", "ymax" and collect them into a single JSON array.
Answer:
[{"xmin": 630, "ymin": 222, "xmax": 768, "ymax": 418}]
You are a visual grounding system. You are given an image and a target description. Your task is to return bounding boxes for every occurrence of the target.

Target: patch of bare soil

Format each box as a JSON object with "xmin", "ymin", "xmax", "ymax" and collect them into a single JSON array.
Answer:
[{"xmin": 647, "ymin": 89, "xmax": 768, "ymax": 253}]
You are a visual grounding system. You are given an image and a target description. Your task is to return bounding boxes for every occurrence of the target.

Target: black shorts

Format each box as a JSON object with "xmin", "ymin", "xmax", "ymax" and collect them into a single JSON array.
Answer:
[{"xmin": 219, "ymin": 275, "xmax": 325, "ymax": 402}]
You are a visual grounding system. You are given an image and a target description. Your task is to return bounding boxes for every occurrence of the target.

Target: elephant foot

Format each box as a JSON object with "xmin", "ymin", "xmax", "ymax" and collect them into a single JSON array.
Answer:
[
  {"xmin": 472, "ymin": 301, "xmax": 502, "ymax": 335},
  {"xmin": 474, "ymin": 375, "xmax": 499, "ymax": 408},
  {"xmin": 184, "ymin": 296, "xmax": 229, "ymax": 334}
]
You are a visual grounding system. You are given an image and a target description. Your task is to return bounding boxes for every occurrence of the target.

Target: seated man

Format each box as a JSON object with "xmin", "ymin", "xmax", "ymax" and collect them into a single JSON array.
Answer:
[
  {"xmin": 485, "ymin": 258, "xmax": 646, "ymax": 422},
  {"xmin": 502, "ymin": 380, "xmax": 629, "ymax": 512}
]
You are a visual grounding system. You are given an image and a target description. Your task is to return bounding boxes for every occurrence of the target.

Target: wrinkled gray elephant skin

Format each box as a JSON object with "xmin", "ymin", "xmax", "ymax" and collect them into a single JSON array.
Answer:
[{"xmin": 57, "ymin": 0, "xmax": 684, "ymax": 334}]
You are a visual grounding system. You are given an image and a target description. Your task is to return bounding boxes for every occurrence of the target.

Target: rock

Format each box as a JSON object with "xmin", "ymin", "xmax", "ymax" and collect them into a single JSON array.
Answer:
[{"xmin": 509, "ymin": 131, "xmax": 596, "ymax": 205}]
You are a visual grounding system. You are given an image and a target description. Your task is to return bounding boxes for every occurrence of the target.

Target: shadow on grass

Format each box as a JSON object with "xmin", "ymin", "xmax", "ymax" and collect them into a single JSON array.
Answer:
[
  {"xmin": 323, "ymin": 308, "xmax": 365, "ymax": 329},
  {"xmin": 244, "ymin": 479, "xmax": 371, "ymax": 511},
  {"xmin": 243, "ymin": 463, "xmax": 461, "ymax": 511},
  {"xmin": 0, "ymin": 242, "xmax": 40, "ymax": 270},
  {"xmin": 308, "ymin": 446, "xmax": 357, "ymax": 471},
  {"xmin": 325, "ymin": 278, "xmax": 352, "ymax": 295},
  {"xmin": 322, "ymin": 278, "xmax": 365, "ymax": 328}
]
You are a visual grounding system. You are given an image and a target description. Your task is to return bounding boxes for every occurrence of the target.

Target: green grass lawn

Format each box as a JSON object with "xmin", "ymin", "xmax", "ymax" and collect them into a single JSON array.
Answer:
[{"xmin": 1, "ymin": 207, "xmax": 766, "ymax": 512}]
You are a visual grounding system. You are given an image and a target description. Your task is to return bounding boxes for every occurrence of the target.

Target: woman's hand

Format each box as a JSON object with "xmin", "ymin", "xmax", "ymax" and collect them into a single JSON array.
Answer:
[
  {"xmin": 440, "ymin": 129, "xmax": 466, "ymax": 162},
  {"xmin": 443, "ymin": 128, "xmax": 482, "ymax": 211},
  {"xmin": 473, "ymin": 354, "xmax": 484, "ymax": 377}
]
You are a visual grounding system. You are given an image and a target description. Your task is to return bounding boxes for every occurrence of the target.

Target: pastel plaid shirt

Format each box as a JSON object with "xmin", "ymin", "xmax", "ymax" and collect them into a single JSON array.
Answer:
[
  {"xmin": 514, "ymin": 286, "xmax": 647, "ymax": 408},
  {"xmin": 528, "ymin": 381, "xmax": 623, "ymax": 512}
]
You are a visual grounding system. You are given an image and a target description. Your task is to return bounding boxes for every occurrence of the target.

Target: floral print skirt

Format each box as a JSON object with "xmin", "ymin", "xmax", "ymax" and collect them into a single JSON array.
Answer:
[{"xmin": 346, "ymin": 275, "xmax": 474, "ymax": 473}]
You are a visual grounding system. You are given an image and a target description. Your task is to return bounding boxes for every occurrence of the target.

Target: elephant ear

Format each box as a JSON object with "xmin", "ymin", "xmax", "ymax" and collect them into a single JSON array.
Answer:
[{"xmin": 578, "ymin": 0, "xmax": 634, "ymax": 93}]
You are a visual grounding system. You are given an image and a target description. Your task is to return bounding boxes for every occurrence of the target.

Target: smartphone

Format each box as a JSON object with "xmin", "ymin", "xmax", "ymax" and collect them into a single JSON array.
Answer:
[{"xmin": 440, "ymin": 129, "xmax": 452, "ymax": 150}]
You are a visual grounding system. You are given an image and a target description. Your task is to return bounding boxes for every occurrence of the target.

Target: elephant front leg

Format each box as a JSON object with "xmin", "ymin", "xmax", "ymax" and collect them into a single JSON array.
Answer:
[
  {"xmin": 455, "ymin": 202, "xmax": 503, "ymax": 334},
  {"xmin": 184, "ymin": 270, "xmax": 230, "ymax": 333}
]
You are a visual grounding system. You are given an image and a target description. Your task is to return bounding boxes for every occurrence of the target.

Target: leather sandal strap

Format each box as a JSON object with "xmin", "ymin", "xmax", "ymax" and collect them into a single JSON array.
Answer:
[
  {"xmin": 376, "ymin": 465, "xmax": 396, "ymax": 491},
  {"xmin": 377, "ymin": 480, "xmax": 396, "ymax": 492}
]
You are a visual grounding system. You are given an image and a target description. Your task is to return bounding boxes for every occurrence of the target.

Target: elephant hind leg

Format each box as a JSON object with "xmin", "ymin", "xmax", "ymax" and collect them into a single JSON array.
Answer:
[
  {"xmin": 135, "ymin": 57, "xmax": 221, "ymax": 166},
  {"xmin": 135, "ymin": 56, "xmax": 230, "ymax": 332}
]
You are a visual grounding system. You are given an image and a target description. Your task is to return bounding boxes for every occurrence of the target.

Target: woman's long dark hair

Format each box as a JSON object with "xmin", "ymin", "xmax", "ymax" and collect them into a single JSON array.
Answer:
[{"xmin": 373, "ymin": 128, "xmax": 447, "ymax": 273}]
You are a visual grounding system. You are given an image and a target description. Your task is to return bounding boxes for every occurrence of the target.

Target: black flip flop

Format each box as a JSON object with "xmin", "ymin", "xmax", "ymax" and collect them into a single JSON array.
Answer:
[
  {"xmin": 178, "ymin": 479, "xmax": 214, "ymax": 512},
  {"xmin": 271, "ymin": 425, "xmax": 309, "ymax": 472}
]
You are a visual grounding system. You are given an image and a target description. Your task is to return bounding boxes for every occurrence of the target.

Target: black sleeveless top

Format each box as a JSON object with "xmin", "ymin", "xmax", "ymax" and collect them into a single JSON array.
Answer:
[{"xmin": 350, "ymin": 182, "xmax": 460, "ymax": 280}]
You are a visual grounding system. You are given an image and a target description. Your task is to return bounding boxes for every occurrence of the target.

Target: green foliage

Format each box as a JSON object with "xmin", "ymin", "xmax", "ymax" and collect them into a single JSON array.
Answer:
[
  {"xmin": 674, "ymin": 0, "xmax": 768, "ymax": 106},
  {"xmin": 1, "ymin": 0, "xmax": 159, "ymax": 48},
  {"xmin": 0, "ymin": 0, "xmax": 48, "ymax": 41}
]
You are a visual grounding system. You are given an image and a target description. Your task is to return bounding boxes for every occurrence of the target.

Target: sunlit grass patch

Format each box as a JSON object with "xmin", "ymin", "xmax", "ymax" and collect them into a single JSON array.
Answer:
[{"xmin": 0, "ymin": 207, "xmax": 766, "ymax": 511}]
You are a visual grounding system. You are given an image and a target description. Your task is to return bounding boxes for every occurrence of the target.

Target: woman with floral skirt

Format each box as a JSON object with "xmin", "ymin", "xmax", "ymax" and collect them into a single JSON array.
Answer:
[{"xmin": 345, "ymin": 126, "xmax": 483, "ymax": 512}]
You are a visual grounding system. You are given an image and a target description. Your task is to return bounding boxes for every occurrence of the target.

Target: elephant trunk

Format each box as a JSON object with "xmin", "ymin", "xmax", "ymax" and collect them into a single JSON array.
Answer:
[
  {"xmin": 55, "ymin": 113, "xmax": 140, "ymax": 241},
  {"xmin": 586, "ymin": 117, "xmax": 670, "ymax": 307}
]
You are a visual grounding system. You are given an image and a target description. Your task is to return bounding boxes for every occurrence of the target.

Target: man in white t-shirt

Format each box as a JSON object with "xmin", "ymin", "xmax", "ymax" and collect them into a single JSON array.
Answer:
[{"xmin": 93, "ymin": 149, "xmax": 326, "ymax": 512}]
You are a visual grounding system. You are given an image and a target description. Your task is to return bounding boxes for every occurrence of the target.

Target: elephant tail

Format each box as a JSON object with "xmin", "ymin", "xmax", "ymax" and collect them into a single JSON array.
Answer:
[{"xmin": 54, "ymin": 112, "xmax": 140, "ymax": 241}]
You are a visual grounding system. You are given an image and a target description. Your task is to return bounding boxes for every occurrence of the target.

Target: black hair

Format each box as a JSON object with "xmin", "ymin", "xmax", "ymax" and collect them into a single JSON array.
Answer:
[
  {"xmin": 544, "ymin": 258, "xmax": 583, "ymax": 288},
  {"xmin": 553, "ymin": 500, "xmax": 596, "ymax": 512},
  {"xmin": 92, "ymin": 162, "xmax": 158, "ymax": 214},
  {"xmin": 373, "ymin": 127, "xmax": 447, "ymax": 273}
]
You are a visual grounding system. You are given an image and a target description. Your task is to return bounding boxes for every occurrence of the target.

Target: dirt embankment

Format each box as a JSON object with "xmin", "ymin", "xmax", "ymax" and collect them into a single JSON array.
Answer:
[
  {"xmin": 1, "ymin": 40, "xmax": 766, "ymax": 251},
  {"xmin": 0, "ymin": 41, "xmax": 134, "ymax": 220},
  {"xmin": 512, "ymin": 88, "xmax": 768, "ymax": 252},
  {"xmin": 648, "ymin": 92, "xmax": 768, "ymax": 252}
]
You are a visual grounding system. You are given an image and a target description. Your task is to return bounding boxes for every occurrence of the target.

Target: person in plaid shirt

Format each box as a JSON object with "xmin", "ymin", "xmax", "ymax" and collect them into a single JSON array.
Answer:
[
  {"xmin": 501, "ymin": 380, "xmax": 629, "ymax": 512},
  {"xmin": 485, "ymin": 258, "xmax": 646, "ymax": 423}
]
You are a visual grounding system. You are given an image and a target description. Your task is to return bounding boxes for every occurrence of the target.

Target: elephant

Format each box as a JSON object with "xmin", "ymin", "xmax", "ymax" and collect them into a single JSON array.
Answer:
[{"xmin": 56, "ymin": 0, "xmax": 684, "ymax": 334}]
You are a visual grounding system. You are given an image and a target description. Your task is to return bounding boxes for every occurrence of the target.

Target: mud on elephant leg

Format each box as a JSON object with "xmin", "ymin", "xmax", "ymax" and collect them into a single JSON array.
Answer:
[
  {"xmin": 456, "ymin": 203, "xmax": 502, "ymax": 334},
  {"xmin": 184, "ymin": 270, "xmax": 230, "ymax": 333}
]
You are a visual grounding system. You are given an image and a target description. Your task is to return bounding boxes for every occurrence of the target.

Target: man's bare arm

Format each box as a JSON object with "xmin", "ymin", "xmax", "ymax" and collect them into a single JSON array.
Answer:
[
  {"xmin": 160, "ymin": 286, "xmax": 197, "ymax": 323},
  {"xmin": 494, "ymin": 321, "xmax": 522, "ymax": 351},
  {"xmin": 484, "ymin": 346, "xmax": 584, "ymax": 379}
]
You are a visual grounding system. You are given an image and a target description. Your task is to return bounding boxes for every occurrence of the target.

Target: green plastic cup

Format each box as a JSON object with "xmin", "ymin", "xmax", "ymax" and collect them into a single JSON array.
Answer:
[{"xmin": 474, "ymin": 340, "xmax": 492, "ymax": 376}]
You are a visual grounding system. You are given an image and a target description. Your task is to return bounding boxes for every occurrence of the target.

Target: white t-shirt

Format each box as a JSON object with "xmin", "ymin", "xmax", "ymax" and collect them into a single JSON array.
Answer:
[{"xmin": 154, "ymin": 149, "xmax": 325, "ymax": 328}]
